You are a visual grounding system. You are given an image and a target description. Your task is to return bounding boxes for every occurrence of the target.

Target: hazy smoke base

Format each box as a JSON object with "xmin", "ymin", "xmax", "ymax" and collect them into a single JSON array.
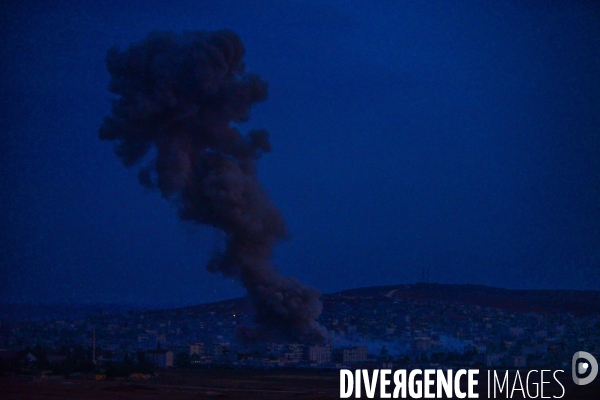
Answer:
[{"xmin": 99, "ymin": 29, "xmax": 325, "ymax": 342}]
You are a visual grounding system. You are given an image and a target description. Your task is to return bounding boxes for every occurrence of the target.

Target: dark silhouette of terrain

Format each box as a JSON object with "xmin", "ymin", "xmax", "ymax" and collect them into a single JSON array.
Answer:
[
  {"xmin": 333, "ymin": 283, "xmax": 600, "ymax": 317},
  {"xmin": 3, "ymin": 283, "xmax": 598, "ymax": 322}
]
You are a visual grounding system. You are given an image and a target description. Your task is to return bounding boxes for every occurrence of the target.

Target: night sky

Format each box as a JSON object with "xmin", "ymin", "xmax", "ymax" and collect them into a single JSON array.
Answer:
[{"xmin": 2, "ymin": 1, "xmax": 599, "ymax": 307}]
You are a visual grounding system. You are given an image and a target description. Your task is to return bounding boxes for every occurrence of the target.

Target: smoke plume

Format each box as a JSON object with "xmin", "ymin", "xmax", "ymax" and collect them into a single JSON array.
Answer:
[{"xmin": 99, "ymin": 29, "xmax": 325, "ymax": 342}]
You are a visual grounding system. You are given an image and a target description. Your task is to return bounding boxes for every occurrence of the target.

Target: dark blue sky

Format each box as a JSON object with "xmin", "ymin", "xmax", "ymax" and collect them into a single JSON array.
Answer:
[{"xmin": 2, "ymin": 0, "xmax": 599, "ymax": 306}]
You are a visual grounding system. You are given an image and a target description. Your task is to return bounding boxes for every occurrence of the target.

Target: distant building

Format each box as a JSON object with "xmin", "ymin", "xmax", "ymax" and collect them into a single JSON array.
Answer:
[
  {"xmin": 190, "ymin": 342, "xmax": 205, "ymax": 356},
  {"xmin": 266, "ymin": 343, "xmax": 286, "ymax": 357},
  {"xmin": 145, "ymin": 350, "xmax": 173, "ymax": 368},
  {"xmin": 284, "ymin": 344, "xmax": 304, "ymax": 363},
  {"xmin": 309, "ymin": 345, "xmax": 332, "ymax": 364},
  {"xmin": 212, "ymin": 342, "xmax": 231, "ymax": 361},
  {"xmin": 342, "ymin": 346, "xmax": 368, "ymax": 363}
]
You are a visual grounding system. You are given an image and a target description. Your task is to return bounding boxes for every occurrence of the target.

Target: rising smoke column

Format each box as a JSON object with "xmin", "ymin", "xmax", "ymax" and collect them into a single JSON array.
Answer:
[{"xmin": 99, "ymin": 29, "xmax": 325, "ymax": 342}]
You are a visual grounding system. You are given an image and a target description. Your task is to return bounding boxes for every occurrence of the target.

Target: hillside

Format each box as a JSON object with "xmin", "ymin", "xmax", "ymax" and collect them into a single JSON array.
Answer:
[
  {"xmin": 2, "ymin": 283, "xmax": 598, "ymax": 323},
  {"xmin": 332, "ymin": 283, "xmax": 600, "ymax": 317}
]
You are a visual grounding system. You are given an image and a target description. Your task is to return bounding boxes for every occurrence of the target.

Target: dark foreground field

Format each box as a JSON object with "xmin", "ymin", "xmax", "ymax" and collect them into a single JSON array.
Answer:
[
  {"xmin": 0, "ymin": 369, "xmax": 339, "ymax": 400},
  {"xmin": 1, "ymin": 369, "xmax": 600, "ymax": 399}
]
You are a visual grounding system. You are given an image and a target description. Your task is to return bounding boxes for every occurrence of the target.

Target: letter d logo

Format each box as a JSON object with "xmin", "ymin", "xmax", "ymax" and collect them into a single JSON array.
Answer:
[{"xmin": 572, "ymin": 351, "xmax": 598, "ymax": 385}]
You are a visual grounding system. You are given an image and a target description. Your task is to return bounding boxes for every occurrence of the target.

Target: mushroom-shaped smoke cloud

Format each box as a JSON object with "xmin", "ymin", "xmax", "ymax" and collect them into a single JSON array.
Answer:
[{"xmin": 99, "ymin": 29, "xmax": 325, "ymax": 342}]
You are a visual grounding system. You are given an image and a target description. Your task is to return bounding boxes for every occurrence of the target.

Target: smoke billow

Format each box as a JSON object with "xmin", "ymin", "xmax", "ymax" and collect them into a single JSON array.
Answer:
[{"xmin": 99, "ymin": 29, "xmax": 325, "ymax": 342}]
